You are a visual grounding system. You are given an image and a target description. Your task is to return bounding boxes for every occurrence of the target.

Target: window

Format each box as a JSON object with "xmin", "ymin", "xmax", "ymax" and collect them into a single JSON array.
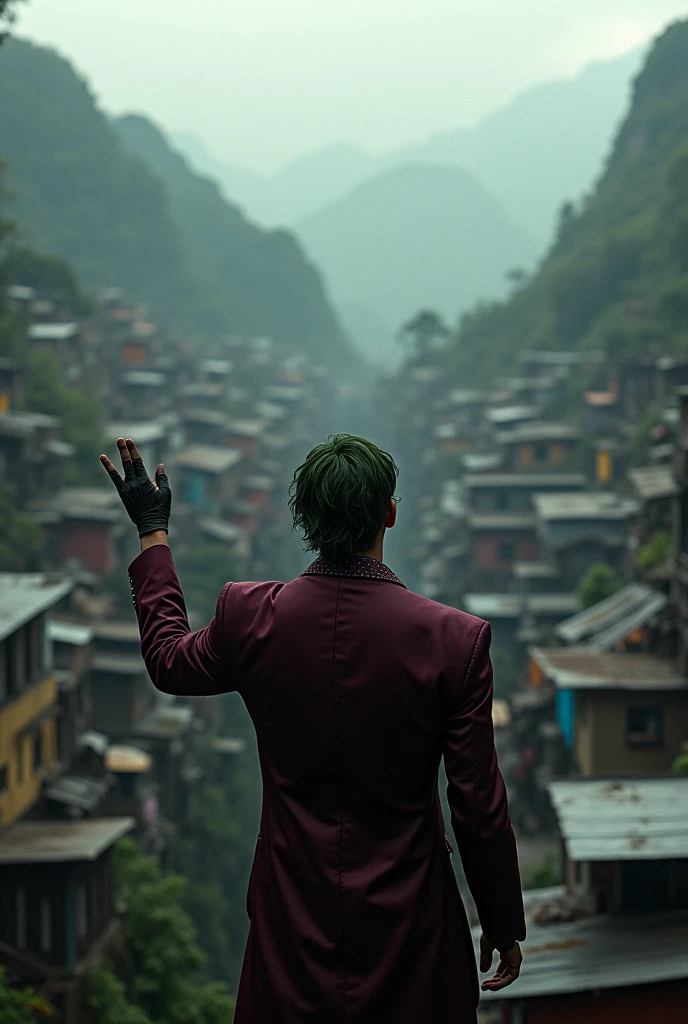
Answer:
[
  {"xmin": 498, "ymin": 541, "xmax": 516, "ymax": 563},
  {"xmin": 534, "ymin": 442, "xmax": 549, "ymax": 463},
  {"xmin": 77, "ymin": 884, "xmax": 88, "ymax": 939},
  {"xmin": 627, "ymin": 707, "xmax": 663, "ymax": 747},
  {"xmin": 15, "ymin": 888, "xmax": 27, "ymax": 948},
  {"xmin": 33, "ymin": 730, "xmax": 43, "ymax": 773},
  {"xmin": 40, "ymin": 898, "xmax": 52, "ymax": 952},
  {"xmin": 0, "ymin": 763, "xmax": 7, "ymax": 794}
]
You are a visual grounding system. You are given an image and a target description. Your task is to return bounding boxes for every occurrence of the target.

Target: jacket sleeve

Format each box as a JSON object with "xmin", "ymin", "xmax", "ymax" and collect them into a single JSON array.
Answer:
[
  {"xmin": 442, "ymin": 620, "xmax": 526, "ymax": 953},
  {"xmin": 128, "ymin": 543, "xmax": 233, "ymax": 696}
]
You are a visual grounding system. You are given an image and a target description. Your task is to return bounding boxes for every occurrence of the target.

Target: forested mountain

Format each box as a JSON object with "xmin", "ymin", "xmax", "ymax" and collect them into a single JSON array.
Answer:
[
  {"xmin": 430, "ymin": 19, "xmax": 688, "ymax": 387},
  {"xmin": 0, "ymin": 38, "xmax": 355, "ymax": 368},
  {"xmin": 174, "ymin": 48, "xmax": 641, "ymax": 248},
  {"xmin": 295, "ymin": 163, "xmax": 537, "ymax": 365},
  {"xmin": 113, "ymin": 114, "xmax": 355, "ymax": 369}
]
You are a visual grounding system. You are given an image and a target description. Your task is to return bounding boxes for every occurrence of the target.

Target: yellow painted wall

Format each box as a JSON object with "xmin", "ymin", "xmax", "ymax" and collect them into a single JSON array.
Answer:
[
  {"xmin": 597, "ymin": 449, "xmax": 613, "ymax": 484},
  {"xmin": 573, "ymin": 690, "xmax": 688, "ymax": 775},
  {"xmin": 0, "ymin": 675, "xmax": 57, "ymax": 829}
]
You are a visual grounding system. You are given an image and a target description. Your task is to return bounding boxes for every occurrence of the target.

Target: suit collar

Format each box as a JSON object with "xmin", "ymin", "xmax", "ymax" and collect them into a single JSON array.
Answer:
[{"xmin": 301, "ymin": 554, "xmax": 407, "ymax": 588}]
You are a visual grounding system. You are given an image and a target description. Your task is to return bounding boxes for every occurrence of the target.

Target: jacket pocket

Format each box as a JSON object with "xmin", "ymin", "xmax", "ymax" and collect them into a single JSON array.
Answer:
[{"xmin": 246, "ymin": 834, "xmax": 262, "ymax": 921}]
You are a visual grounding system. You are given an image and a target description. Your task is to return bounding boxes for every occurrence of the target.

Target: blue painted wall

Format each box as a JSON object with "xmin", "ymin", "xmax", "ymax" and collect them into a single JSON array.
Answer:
[{"xmin": 555, "ymin": 688, "xmax": 575, "ymax": 749}]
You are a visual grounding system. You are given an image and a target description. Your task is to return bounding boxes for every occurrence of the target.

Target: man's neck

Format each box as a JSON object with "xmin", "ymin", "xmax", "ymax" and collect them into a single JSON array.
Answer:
[{"xmin": 360, "ymin": 546, "xmax": 384, "ymax": 563}]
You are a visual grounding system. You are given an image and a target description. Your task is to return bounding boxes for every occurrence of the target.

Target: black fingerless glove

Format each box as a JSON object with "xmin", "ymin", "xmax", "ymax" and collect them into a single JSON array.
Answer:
[{"xmin": 109, "ymin": 458, "xmax": 172, "ymax": 537}]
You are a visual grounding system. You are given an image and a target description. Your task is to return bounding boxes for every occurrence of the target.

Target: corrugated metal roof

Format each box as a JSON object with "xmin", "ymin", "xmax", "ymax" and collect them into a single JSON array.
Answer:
[
  {"xmin": 485, "ymin": 404, "xmax": 540, "ymax": 425},
  {"xmin": 28, "ymin": 321, "xmax": 78, "ymax": 341},
  {"xmin": 0, "ymin": 817, "xmax": 134, "ymax": 863},
  {"xmin": 0, "ymin": 573, "xmax": 73, "ymax": 642},
  {"xmin": 104, "ymin": 421, "xmax": 165, "ymax": 445},
  {"xmin": 460, "ymin": 452, "xmax": 504, "ymax": 472},
  {"xmin": 519, "ymin": 349, "xmax": 604, "ymax": 366},
  {"xmin": 464, "ymin": 594, "xmax": 578, "ymax": 619},
  {"xmin": 548, "ymin": 778, "xmax": 688, "ymax": 861},
  {"xmin": 555, "ymin": 583, "xmax": 667, "ymax": 647},
  {"xmin": 534, "ymin": 491, "xmax": 639, "ymax": 521},
  {"xmin": 628, "ymin": 464, "xmax": 679, "ymax": 501},
  {"xmin": 529, "ymin": 647, "xmax": 686, "ymax": 690},
  {"xmin": 214, "ymin": 737, "xmax": 247, "ymax": 755},
  {"xmin": 135, "ymin": 703, "xmax": 193, "ymax": 738},
  {"xmin": 466, "ymin": 511, "xmax": 536, "ymax": 531},
  {"xmin": 227, "ymin": 415, "xmax": 268, "ymax": 436},
  {"xmin": 175, "ymin": 445, "xmax": 243, "ymax": 473},
  {"xmin": 199, "ymin": 518, "xmax": 246, "ymax": 544},
  {"xmin": 122, "ymin": 370, "xmax": 165, "ymax": 387},
  {"xmin": 496, "ymin": 421, "xmax": 582, "ymax": 444},
  {"xmin": 475, "ymin": 908, "xmax": 688, "ymax": 1002},
  {"xmin": 199, "ymin": 359, "xmax": 232, "ymax": 376},
  {"xmin": 0, "ymin": 411, "xmax": 59, "ymax": 435},
  {"xmin": 464, "ymin": 473, "xmax": 586, "ymax": 490},
  {"xmin": 513, "ymin": 561, "xmax": 559, "ymax": 580},
  {"xmin": 48, "ymin": 619, "xmax": 94, "ymax": 646},
  {"xmin": 182, "ymin": 408, "xmax": 230, "ymax": 427},
  {"xmin": 45, "ymin": 772, "xmax": 112, "ymax": 811},
  {"xmin": 448, "ymin": 389, "xmax": 486, "ymax": 407}
]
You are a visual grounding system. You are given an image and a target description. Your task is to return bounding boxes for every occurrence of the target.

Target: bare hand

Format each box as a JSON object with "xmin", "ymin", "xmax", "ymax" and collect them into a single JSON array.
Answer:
[{"xmin": 480, "ymin": 934, "xmax": 522, "ymax": 992}]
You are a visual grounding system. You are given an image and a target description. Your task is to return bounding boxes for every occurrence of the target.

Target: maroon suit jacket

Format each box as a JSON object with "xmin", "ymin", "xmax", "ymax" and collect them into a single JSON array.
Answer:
[{"xmin": 129, "ymin": 546, "xmax": 525, "ymax": 1024}]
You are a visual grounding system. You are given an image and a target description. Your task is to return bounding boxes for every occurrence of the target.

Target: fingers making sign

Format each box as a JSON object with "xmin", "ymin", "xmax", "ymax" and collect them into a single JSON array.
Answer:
[{"xmin": 100, "ymin": 437, "xmax": 172, "ymax": 537}]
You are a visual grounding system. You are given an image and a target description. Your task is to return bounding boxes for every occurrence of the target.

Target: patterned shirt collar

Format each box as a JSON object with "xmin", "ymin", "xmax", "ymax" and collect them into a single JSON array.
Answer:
[{"xmin": 301, "ymin": 554, "xmax": 407, "ymax": 588}]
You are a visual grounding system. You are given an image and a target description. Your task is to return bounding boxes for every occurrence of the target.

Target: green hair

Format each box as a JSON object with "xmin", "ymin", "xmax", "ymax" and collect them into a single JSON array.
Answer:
[{"xmin": 288, "ymin": 434, "xmax": 399, "ymax": 562}]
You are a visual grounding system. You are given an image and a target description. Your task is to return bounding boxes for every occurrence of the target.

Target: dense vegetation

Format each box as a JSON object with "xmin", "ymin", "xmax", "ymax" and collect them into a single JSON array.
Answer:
[
  {"xmin": 0, "ymin": 967, "xmax": 51, "ymax": 1023},
  {"xmin": 428, "ymin": 19, "xmax": 688, "ymax": 387},
  {"xmin": 89, "ymin": 839, "xmax": 236, "ymax": 1024},
  {"xmin": 0, "ymin": 38, "xmax": 356, "ymax": 369},
  {"xmin": 114, "ymin": 115, "xmax": 356, "ymax": 371}
]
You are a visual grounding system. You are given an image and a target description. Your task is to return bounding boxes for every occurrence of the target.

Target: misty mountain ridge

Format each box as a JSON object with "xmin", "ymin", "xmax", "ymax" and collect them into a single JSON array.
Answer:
[
  {"xmin": 0, "ymin": 37, "xmax": 356, "ymax": 370},
  {"xmin": 432, "ymin": 18, "xmax": 688, "ymax": 386},
  {"xmin": 173, "ymin": 46, "xmax": 644, "ymax": 247},
  {"xmin": 295, "ymin": 162, "xmax": 537, "ymax": 365}
]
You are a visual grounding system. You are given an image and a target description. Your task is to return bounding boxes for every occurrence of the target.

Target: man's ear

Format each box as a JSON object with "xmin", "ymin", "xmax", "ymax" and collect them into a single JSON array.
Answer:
[{"xmin": 385, "ymin": 497, "xmax": 397, "ymax": 529}]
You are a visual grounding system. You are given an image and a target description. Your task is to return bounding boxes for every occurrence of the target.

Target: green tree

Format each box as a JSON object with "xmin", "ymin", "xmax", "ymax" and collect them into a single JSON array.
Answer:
[
  {"xmin": 20, "ymin": 350, "xmax": 105, "ymax": 484},
  {"xmin": 0, "ymin": 966, "xmax": 53, "ymax": 1022},
  {"xmin": 114, "ymin": 838, "xmax": 236, "ymax": 1024},
  {"xmin": 0, "ymin": 487, "xmax": 42, "ymax": 569},
  {"xmin": 173, "ymin": 729, "xmax": 260, "ymax": 991},
  {"xmin": 672, "ymin": 740, "xmax": 688, "ymax": 774},
  {"xmin": 637, "ymin": 529, "xmax": 673, "ymax": 571},
  {"xmin": 0, "ymin": 1, "xmax": 24, "ymax": 37},
  {"xmin": 176, "ymin": 543, "xmax": 241, "ymax": 623},
  {"xmin": 88, "ymin": 970, "xmax": 152, "ymax": 1024},
  {"xmin": 521, "ymin": 852, "xmax": 561, "ymax": 891},
  {"xmin": 577, "ymin": 563, "xmax": 623, "ymax": 610},
  {"xmin": 4, "ymin": 246, "xmax": 93, "ymax": 314},
  {"xmin": 398, "ymin": 310, "xmax": 449, "ymax": 362}
]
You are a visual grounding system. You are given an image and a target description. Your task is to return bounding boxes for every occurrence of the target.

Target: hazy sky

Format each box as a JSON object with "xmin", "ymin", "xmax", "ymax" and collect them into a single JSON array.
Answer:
[{"xmin": 15, "ymin": 0, "xmax": 688, "ymax": 172}]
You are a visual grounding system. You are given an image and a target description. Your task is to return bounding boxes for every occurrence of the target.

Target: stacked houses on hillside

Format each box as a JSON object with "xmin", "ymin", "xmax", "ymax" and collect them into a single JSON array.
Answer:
[
  {"xmin": 0, "ymin": 280, "xmax": 337, "ymax": 1020},
  {"xmin": 391, "ymin": 350, "xmax": 688, "ymax": 1022}
]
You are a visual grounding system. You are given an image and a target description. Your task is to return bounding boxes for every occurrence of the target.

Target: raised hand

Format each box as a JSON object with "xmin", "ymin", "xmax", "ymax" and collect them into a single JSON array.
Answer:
[
  {"xmin": 100, "ymin": 437, "xmax": 172, "ymax": 537},
  {"xmin": 480, "ymin": 934, "xmax": 523, "ymax": 992}
]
